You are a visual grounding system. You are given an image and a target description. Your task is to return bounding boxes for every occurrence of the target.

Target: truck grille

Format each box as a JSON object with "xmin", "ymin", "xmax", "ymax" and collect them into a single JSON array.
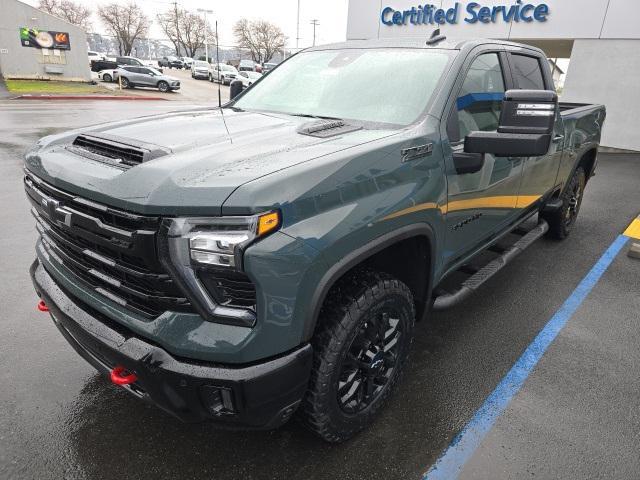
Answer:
[{"xmin": 25, "ymin": 173, "xmax": 193, "ymax": 318}]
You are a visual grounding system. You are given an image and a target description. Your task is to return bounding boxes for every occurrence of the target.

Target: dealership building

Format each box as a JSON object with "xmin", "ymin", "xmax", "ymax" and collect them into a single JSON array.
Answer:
[
  {"xmin": 0, "ymin": 0, "xmax": 90, "ymax": 82},
  {"xmin": 347, "ymin": 0, "xmax": 639, "ymax": 151}
]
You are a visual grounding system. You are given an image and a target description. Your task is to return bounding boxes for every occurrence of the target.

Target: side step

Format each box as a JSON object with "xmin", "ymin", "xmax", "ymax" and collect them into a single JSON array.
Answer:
[{"xmin": 432, "ymin": 220, "xmax": 549, "ymax": 311}]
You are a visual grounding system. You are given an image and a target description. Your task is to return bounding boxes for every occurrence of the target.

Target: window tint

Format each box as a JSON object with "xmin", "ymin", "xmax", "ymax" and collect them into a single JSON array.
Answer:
[
  {"xmin": 511, "ymin": 54, "xmax": 545, "ymax": 90},
  {"xmin": 449, "ymin": 53, "xmax": 505, "ymax": 142}
]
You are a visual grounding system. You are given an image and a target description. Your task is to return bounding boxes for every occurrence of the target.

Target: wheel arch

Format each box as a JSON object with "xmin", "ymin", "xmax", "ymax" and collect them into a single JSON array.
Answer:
[
  {"xmin": 303, "ymin": 223, "xmax": 436, "ymax": 341},
  {"xmin": 577, "ymin": 147, "xmax": 598, "ymax": 182}
]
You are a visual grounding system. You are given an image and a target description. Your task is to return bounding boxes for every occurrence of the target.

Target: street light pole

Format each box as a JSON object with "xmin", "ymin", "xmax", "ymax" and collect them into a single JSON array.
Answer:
[
  {"xmin": 197, "ymin": 8, "xmax": 214, "ymax": 62},
  {"xmin": 310, "ymin": 19, "xmax": 319, "ymax": 47},
  {"xmin": 296, "ymin": 0, "xmax": 300, "ymax": 50}
]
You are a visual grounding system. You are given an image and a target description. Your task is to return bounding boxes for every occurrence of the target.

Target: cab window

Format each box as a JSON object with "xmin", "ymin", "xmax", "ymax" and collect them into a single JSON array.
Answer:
[
  {"xmin": 448, "ymin": 53, "xmax": 506, "ymax": 142},
  {"xmin": 510, "ymin": 54, "xmax": 545, "ymax": 90}
]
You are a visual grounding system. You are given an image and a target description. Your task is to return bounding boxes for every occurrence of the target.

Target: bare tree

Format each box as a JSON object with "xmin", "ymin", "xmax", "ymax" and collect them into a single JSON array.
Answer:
[
  {"xmin": 181, "ymin": 11, "xmax": 211, "ymax": 58},
  {"xmin": 234, "ymin": 19, "xmax": 285, "ymax": 64},
  {"xmin": 158, "ymin": 7, "xmax": 213, "ymax": 58},
  {"xmin": 38, "ymin": 0, "xmax": 92, "ymax": 31},
  {"xmin": 98, "ymin": 2, "xmax": 149, "ymax": 56}
]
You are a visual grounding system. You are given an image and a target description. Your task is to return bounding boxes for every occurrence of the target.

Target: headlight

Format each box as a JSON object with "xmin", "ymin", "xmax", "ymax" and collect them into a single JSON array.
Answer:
[
  {"xmin": 159, "ymin": 211, "xmax": 280, "ymax": 327},
  {"xmin": 168, "ymin": 211, "xmax": 280, "ymax": 268}
]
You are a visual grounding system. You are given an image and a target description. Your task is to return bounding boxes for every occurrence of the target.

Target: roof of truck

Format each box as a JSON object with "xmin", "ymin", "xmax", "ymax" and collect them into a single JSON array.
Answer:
[{"xmin": 306, "ymin": 37, "xmax": 543, "ymax": 54}]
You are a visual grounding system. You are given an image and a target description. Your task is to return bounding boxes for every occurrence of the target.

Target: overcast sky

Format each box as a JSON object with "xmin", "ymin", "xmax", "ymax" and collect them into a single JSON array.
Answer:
[{"xmin": 23, "ymin": 0, "xmax": 349, "ymax": 49}]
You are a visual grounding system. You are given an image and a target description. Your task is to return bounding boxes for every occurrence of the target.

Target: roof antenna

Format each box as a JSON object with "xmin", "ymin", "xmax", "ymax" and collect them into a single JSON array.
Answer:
[
  {"xmin": 426, "ymin": 28, "xmax": 446, "ymax": 45},
  {"xmin": 215, "ymin": 20, "xmax": 232, "ymax": 143}
]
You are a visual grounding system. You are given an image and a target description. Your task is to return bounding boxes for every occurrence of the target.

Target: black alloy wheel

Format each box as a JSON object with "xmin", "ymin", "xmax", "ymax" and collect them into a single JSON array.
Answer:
[
  {"xmin": 158, "ymin": 81, "xmax": 169, "ymax": 92},
  {"xmin": 337, "ymin": 310, "xmax": 403, "ymax": 414},
  {"xmin": 299, "ymin": 270, "xmax": 415, "ymax": 442}
]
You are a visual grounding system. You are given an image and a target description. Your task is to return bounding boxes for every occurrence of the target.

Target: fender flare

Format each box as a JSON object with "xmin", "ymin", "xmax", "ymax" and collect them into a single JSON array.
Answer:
[{"xmin": 303, "ymin": 222, "xmax": 437, "ymax": 341}]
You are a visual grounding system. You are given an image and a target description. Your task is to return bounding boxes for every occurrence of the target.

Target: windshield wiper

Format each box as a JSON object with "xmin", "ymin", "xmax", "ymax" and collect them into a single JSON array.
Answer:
[{"xmin": 289, "ymin": 113, "xmax": 344, "ymax": 121}]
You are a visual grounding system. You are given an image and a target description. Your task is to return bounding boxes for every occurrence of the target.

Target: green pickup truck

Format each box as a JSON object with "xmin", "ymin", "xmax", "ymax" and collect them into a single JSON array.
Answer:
[{"xmin": 26, "ymin": 36, "xmax": 605, "ymax": 442}]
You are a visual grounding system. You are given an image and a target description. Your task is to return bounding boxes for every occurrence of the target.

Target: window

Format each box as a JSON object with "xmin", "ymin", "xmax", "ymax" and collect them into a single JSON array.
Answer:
[
  {"xmin": 234, "ymin": 48, "xmax": 454, "ymax": 127},
  {"xmin": 511, "ymin": 54, "xmax": 545, "ymax": 90},
  {"xmin": 449, "ymin": 53, "xmax": 505, "ymax": 142}
]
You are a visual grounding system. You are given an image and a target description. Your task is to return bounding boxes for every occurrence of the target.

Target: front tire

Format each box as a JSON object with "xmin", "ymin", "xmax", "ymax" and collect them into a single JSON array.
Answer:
[
  {"xmin": 299, "ymin": 270, "xmax": 415, "ymax": 442},
  {"xmin": 158, "ymin": 81, "xmax": 169, "ymax": 92},
  {"xmin": 103, "ymin": 73, "xmax": 112, "ymax": 82},
  {"xmin": 543, "ymin": 167, "xmax": 586, "ymax": 240},
  {"xmin": 119, "ymin": 77, "xmax": 130, "ymax": 89}
]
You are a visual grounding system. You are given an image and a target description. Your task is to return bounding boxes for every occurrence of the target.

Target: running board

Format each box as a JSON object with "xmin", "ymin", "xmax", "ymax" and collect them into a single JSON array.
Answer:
[{"xmin": 432, "ymin": 220, "xmax": 549, "ymax": 311}]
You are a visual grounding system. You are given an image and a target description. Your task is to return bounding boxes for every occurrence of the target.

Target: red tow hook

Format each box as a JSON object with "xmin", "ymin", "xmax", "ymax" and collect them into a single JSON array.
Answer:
[
  {"xmin": 110, "ymin": 366, "xmax": 138, "ymax": 386},
  {"xmin": 37, "ymin": 300, "xmax": 49, "ymax": 312}
]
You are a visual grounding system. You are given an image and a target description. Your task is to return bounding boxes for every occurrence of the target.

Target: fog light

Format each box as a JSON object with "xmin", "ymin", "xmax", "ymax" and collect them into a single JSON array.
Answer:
[{"xmin": 201, "ymin": 385, "xmax": 235, "ymax": 416}]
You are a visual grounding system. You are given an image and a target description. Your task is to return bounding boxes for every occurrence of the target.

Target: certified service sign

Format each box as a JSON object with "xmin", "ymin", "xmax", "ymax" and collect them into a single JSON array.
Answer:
[{"xmin": 380, "ymin": 1, "xmax": 550, "ymax": 26}]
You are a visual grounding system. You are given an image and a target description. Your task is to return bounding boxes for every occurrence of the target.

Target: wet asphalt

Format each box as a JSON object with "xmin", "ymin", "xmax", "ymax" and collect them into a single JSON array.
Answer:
[{"xmin": 0, "ymin": 100, "xmax": 639, "ymax": 480}]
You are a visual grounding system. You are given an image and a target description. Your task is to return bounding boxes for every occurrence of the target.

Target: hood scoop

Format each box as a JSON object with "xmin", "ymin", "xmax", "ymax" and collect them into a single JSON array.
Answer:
[
  {"xmin": 297, "ymin": 119, "xmax": 362, "ymax": 138},
  {"xmin": 67, "ymin": 133, "xmax": 170, "ymax": 169}
]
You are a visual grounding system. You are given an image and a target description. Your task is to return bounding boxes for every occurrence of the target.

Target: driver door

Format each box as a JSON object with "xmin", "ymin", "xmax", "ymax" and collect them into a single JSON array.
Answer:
[{"xmin": 442, "ymin": 51, "xmax": 524, "ymax": 265}]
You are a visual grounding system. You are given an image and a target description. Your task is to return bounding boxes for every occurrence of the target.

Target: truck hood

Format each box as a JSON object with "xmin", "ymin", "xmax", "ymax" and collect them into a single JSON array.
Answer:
[{"xmin": 25, "ymin": 108, "xmax": 397, "ymax": 215}]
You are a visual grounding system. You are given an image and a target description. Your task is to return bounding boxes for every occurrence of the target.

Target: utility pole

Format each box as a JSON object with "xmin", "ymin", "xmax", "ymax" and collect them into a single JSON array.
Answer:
[
  {"xmin": 310, "ymin": 19, "xmax": 319, "ymax": 47},
  {"xmin": 296, "ymin": 0, "xmax": 300, "ymax": 50},
  {"xmin": 197, "ymin": 8, "xmax": 213, "ymax": 62}
]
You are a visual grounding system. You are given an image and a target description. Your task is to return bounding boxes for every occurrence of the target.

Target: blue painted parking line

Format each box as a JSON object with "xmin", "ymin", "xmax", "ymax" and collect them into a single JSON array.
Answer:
[{"xmin": 423, "ymin": 234, "xmax": 630, "ymax": 480}]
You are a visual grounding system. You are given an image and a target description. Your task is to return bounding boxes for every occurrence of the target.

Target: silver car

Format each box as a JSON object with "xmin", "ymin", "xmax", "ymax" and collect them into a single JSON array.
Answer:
[
  {"xmin": 115, "ymin": 66, "xmax": 180, "ymax": 92},
  {"xmin": 191, "ymin": 60, "xmax": 210, "ymax": 80}
]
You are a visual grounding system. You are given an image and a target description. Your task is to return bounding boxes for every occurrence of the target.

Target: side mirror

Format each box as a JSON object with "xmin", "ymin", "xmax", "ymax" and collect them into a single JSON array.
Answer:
[{"xmin": 465, "ymin": 89, "xmax": 557, "ymax": 157}]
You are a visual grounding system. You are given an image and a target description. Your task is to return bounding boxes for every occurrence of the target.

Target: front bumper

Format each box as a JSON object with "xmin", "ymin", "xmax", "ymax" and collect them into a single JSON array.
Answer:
[{"xmin": 30, "ymin": 258, "xmax": 312, "ymax": 428}]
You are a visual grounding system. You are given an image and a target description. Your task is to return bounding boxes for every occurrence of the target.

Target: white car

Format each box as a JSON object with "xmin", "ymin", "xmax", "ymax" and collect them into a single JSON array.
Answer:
[
  {"xmin": 209, "ymin": 63, "xmax": 238, "ymax": 85},
  {"xmin": 191, "ymin": 60, "xmax": 210, "ymax": 80},
  {"xmin": 88, "ymin": 50, "xmax": 105, "ymax": 62},
  {"xmin": 236, "ymin": 70, "xmax": 262, "ymax": 87},
  {"xmin": 98, "ymin": 69, "xmax": 118, "ymax": 83},
  {"xmin": 181, "ymin": 57, "xmax": 194, "ymax": 68}
]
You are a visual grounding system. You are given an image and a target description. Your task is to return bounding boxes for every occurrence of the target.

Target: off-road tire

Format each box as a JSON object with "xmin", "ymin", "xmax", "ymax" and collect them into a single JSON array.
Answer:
[
  {"xmin": 103, "ymin": 73, "xmax": 112, "ymax": 83},
  {"xmin": 299, "ymin": 270, "xmax": 415, "ymax": 442},
  {"xmin": 158, "ymin": 81, "xmax": 169, "ymax": 93},
  {"xmin": 543, "ymin": 167, "xmax": 586, "ymax": 240}
]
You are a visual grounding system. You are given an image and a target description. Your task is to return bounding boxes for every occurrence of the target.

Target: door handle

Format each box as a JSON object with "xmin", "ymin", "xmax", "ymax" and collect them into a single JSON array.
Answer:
[{"xmin": 553, "ymin": 135, "xmax": 564, "ymax": 143}]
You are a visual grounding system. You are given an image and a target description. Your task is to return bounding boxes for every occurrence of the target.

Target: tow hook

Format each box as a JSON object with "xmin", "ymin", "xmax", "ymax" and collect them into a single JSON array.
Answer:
[
  {"xmin": 37, "ymin": 300, "xmax": 49, "ymax": 312},
  {"xmin": 110, "ymin": 366, "xmax": 138, "ymax": 386}
]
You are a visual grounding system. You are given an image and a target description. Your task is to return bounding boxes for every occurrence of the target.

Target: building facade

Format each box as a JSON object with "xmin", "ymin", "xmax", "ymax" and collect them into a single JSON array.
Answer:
[
  {"xmin": 346, "ymin": 0, "xmax": 640, "ymax": 151},
  {"xmin": 0, "ymin": 0, "xmax": 90, "ymax": 82}
]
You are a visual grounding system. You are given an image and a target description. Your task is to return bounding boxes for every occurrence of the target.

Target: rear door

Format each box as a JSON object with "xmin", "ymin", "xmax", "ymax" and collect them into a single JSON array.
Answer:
[
  {"xmin": 506, "ymin": 51, "xmax": 564, "ymax": 209},
  {"xmin": 442, "ymin": 49, "xmax": 524, "ymax": 265}
]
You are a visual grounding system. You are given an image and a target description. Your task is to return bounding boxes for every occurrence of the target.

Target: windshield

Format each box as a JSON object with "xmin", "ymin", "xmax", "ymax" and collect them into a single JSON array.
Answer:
[
  {"xmin": 220, "ymin": 64, "xmax": 236, "ymax": 72},
  {"xmin": 148, "ymin": 67, "xmax": 162, "ymax": 75},
  {"xmin": 246, "ymin": 72, "xmax": 262, "ymax": 79},
  {"xmin": 234, "ymin": 48, "xmax": 454, "ymax": 126},
  {"xmin": 194, "ymin": 61, "xmax": 208, "ymax": 67}
]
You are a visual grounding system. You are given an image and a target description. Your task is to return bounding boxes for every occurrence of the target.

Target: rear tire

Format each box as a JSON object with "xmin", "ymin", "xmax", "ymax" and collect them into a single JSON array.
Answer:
[
  {"xmin": 543, "ymin": 167, "xmax": 586, "ymax": 240},
  {"xmin": 299, "ymin": 270, "xmax": 415, "ymax": 442}
]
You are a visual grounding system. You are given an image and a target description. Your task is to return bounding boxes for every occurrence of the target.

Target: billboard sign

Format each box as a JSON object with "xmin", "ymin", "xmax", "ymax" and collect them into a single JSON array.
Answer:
[{"xmin": 20, "ymin": 27, "xmax": 71, "ymax": 50}]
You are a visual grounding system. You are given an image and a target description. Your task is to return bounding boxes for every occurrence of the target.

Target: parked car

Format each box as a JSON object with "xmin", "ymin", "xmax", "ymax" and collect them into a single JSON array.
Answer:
[
  {"xmin": 158, "ymin": 56, "xmax": 185, "ymax": 69},
  {"xmin": 238, "ymin": 60, "xmax": 256, "ymax": 72},
  {"xmin": 181, "ymin": 57, "xmax": 194, "ymax": 68},
  {"xmin": 90, "ymin": 56, "xmax": 162, "ymax": 73},
  {"xmin": 25, "ymin": 37, "xmax": 605, "ymax": 443},
  {"xmin": 88, "ymin": 51, "xmax": 105, "ymax": 62},
  {"xmin": 209, "ymin": 63, "xmax": 238, "ymax": 85},
  {"xmin": 191, "ymin": 60, "xmax": 210, "ymax": 80},
  {"xmin": 262, "ymin": 62, "xmax": 278, "ymax": 74},
  {"xmin": 116, "ymin": 66, "xmax": 180, "ymax": 92},
  {"xmin": 236, "ymin": 70, "xmax": 262, "ymax": 87},
  {"xmin": 97, "ymin": 68, "xmax": 117, "ymax": 83}
]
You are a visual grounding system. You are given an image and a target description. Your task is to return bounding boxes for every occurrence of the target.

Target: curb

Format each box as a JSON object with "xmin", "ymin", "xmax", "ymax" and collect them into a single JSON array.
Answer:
[{"xmin": 12, "ymin": 94, "xmax": 168, "ymax": 101}]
